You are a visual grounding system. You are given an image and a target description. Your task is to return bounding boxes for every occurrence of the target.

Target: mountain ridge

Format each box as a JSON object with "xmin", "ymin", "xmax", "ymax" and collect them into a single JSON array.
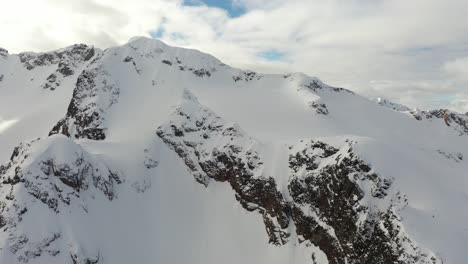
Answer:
[{"xmin": 0, "ymin": 37, "xmax": 467, "ymax": 264}]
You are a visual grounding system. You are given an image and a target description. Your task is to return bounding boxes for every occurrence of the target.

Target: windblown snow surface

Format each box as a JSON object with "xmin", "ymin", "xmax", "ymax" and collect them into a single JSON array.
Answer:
[{"xmin": 0, "ymin": 38, "xmax": 467, "ymax": 264}]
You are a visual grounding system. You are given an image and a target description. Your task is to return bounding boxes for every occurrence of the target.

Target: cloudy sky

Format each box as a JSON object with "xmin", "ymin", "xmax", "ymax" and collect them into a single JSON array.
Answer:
[{"xmin": 1, "ymin": 0, "xmax": 468, "ymax": 113}]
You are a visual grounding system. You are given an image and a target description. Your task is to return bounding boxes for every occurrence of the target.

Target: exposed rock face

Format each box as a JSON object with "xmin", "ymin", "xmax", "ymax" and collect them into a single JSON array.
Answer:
[
  {"xmin": 412, "ymin": 109, "xmax": 468, "ymax": 135},
  {"xmin": 157, "ymin": 91, "xmax": 439, "ymax": 264},
  {"xmin": 49, "ymin": 55, "xmax": 119, "ymax": 140},
  {"xmin": 19, "ymin": 44, "xmax": 95, "ymax": 71},
  {"xmin": 282, "ymin": 73, "xmax": 356, "ymax": 116},
  {"xmin": 166, "ymin": 60, "xmax": 217, "ymax": 77},
  {"xmin": 70, "ymin": 252, "xmax": 101, "ymax": 264},
  {"xmin": 233, "ymin": 70, "xmax": 263, "ymax": 82},
  {"xmin": 288, "ymin": 140, "xmax": 436, "ymax": 264},
  {"xmin": 0, "ymin": 135, "xmax": 120, "ymax": 263},
  {"xmin": 2, "ymin": 38, "xmax": 461, "ymax": 264},
  {"xmin": 309, "ymin": 101, "xmax": 329, "ymax": 115},
  {"xmin": 18, "ymin": 44, "xmax": 96, "ymax": 90},
  {"xmin": 0, "ymin": 48, "xmax": 8, "ymax": 59},
  {"xmin": 156, "ymin": 91, "xmax": 290, "ymax": 245},
  {"xmin": 300, "ymin": 77, "xmax": 354, "ymax": 95},
  {"xmin": 374, "ymin": 98, "xmax": 468, "ymax": 136}
]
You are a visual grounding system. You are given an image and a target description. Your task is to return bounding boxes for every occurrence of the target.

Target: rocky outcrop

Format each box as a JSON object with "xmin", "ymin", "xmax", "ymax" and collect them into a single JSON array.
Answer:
[
  {"xmin": 70, "ymin": 251, "xmax": 101, "ymax": 264},
  {"xmin": 156, "ymin": 91, "xmax": 290, "ymax": 245},
  {"xmin": 1, "ymin": 135, "xmax": 121, "ymax": 210},
  {"xmin": 19, "ymin": 44, "xmax": 95, "ymax": 71},
  {"xmin": 171, "ymin": 62, "xmax": 216, "ymax": 77},
  {"xmin": 297, "ymin": 77, "xmax": 354, "ymax": 95},
  {"xmin": 309, "ymin": 101, "xmax": 329, "ymax": 115},
  {"xmin": 157, "ymin": 92, "xmax": 439, "ymax": 264},
  {"xmin": 1, "ymin": 37, "xmax": 456, "ymax": 264},
  {"xmin": 123, "ymin": 56, "xmax": 141, "ymax": 74},
  {"xmin": 412, "ymin": 109, "xmax": 468, "ymax": 136},
  {"xmin": 232, "ymin": 70, "xmax": 263, "ymax": 82},
  {"xmin": 0, "ymin": 47, "xmax": 8, "ymax": 59},
  {"xmin": 288, "ymin": 140, "xmax": 436, "ymax": 264},
  {"xmin": 375, "ymin": 98, "xmax": 468, "ymax": 136},
  {"xmin": 49, "ymin": 56, "xmax": 119, "ymax": 140},
  {"xmin": 0, "ymin": 135, "xmax": 121, "ymax": 263},
  {"xmin": 18, "ymin": 44, "xmax": 96, "ymax": 90}
]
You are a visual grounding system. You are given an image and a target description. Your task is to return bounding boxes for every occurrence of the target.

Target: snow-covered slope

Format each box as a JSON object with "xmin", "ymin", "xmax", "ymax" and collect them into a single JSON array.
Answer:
[{"xmin": 1, "ymin": 37, "xmax": 468, "ymax": 264}]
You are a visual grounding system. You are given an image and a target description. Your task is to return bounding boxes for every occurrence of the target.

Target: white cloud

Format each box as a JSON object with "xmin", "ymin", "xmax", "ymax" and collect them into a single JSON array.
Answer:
[
  {"xmin": 1, "ymin": 0, "xmax": 468, "ymax": 112},
  {"xmin": 444, "ymin": 57, "xmax": 468, "ymax": 81}
]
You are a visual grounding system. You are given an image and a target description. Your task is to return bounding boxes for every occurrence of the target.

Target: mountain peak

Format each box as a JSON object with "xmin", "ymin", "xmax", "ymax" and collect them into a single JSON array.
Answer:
[
  {"xmin": 1, "ymin": 38, "xmax": 468, "ymax": 264},
  {"xmin": 126, "ymin": 36, "xmax": 169, "ymax": 49}
]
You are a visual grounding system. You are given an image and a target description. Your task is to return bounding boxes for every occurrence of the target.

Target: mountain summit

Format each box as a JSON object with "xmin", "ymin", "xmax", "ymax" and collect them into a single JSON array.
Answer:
[{"xmin": 0, "ymin": 37, "xmax": 467, "ymax": 264}]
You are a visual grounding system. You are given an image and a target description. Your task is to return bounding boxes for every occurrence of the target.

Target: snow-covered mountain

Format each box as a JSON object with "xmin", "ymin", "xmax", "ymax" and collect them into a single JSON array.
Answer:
[{"xmin": 0, "ymin": 37, "xmax": 467, "ymax": 264}]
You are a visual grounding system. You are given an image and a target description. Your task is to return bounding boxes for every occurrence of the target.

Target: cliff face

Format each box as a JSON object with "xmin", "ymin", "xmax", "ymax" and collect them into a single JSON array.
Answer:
[
  {"xmin": 0, "ymin": 37, "xmax": 467, "ymax": 264},
  {"xmin": 156, "ymin": 91, "xmax": 438, "ymax": 264}
]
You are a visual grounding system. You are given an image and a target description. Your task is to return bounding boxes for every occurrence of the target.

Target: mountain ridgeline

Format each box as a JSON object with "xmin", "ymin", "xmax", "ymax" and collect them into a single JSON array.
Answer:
[{"xmin": 0, "ymin": 37, "xmax": 467, "ymax": 264}]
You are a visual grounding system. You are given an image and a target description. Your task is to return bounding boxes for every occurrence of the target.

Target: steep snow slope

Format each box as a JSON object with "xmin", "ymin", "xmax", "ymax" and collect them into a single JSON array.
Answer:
[
  {"xmin": 0, "ymin": 45, "xmax": 98, "ymax": 162},
  {"xmin": 1, "ymin": 37, "xmax": 468, "ymax": 264}
]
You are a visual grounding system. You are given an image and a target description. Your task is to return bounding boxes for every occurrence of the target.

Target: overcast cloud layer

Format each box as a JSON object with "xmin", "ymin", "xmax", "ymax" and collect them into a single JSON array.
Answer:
[{"xmin": 1, "ymin": 0, "xmax": 467, "ymax": 112}]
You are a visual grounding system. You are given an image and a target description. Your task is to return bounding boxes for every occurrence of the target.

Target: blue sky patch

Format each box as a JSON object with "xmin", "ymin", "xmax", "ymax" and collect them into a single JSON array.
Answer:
[
  {"xmin": 150, "ymin": 28, "xmax": 164, "ymax": 38},
  {"xmin": 257, "ymin": 49, "xmax": 286, "ymax": 61},
  {"xmin": 431, "ymin": 94, "xmax": 456, "ymax": 103},
  {"xmin": 183, "ymin": 0, "xmax": 246, "ymax": 17}
]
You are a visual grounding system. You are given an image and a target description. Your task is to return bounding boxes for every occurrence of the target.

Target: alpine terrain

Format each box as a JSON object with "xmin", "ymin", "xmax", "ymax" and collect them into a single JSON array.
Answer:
[{"xmin": 0, "ymin": 37, "xmax": 467, "ymax": 264}]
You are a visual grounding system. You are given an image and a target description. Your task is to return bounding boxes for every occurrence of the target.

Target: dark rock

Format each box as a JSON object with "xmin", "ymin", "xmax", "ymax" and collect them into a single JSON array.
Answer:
[
  {"xmin": 18, "ymin": 44, "xmax": 96, "ymax": 91},
  {"xmin": 192, "ymin": 68, "xmax": 211, "ymax": 77},
  {"xmin": 157, "ymin": 103, "xmax": 290, "ymax": 245},
  {"xmin": 123, "ymin": 56, "xmax": 141, "ymax": 74},
  {"xmin": 309, "ymin": 102, "xmax": 329, "ymax": 115},
  {"xmin": 233, "ymin": 71, "xmax": 262, "ymax": 82},
  {"xmin": 304, "ymin": 79, "xmax": 354, "ymax": 94},
  {"xmin": 49, "ymin": 60, "xmax": 119, "ymax": 140},
  {"xmin": 1, "ymin": 137, "xmax": 121, "ymax": 216},
  {"xmin": 161, "ymin": 60, "xmax": 172, "ymax": 66},
  {"xmin": 0, "ymin": 47, "xmax": 8, "ymax": 58},
  {"xmin": 71, "ymin": 252, "xmax": 100, "ymax": 264},
  {"xmin": 304, "ymin": 80, "xmax": 322, "ymax": 91},
  {"xmin": 412, "ymin": 109, "xmax": 468, "ymax": 135},
  {"xmin": 157, "ymin": 100, "xmax": 434, "ymax": 264},
  {"xmin": 57, "ymin": 62, "xmax": 74, "ymax": 76},
  {"xmin": 0, "ymin": 214, "xmax": 6, "ymax": 229},
  {"xmin": 200, "ymin": 150, "xmax": 291, "ymax": 245}
]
